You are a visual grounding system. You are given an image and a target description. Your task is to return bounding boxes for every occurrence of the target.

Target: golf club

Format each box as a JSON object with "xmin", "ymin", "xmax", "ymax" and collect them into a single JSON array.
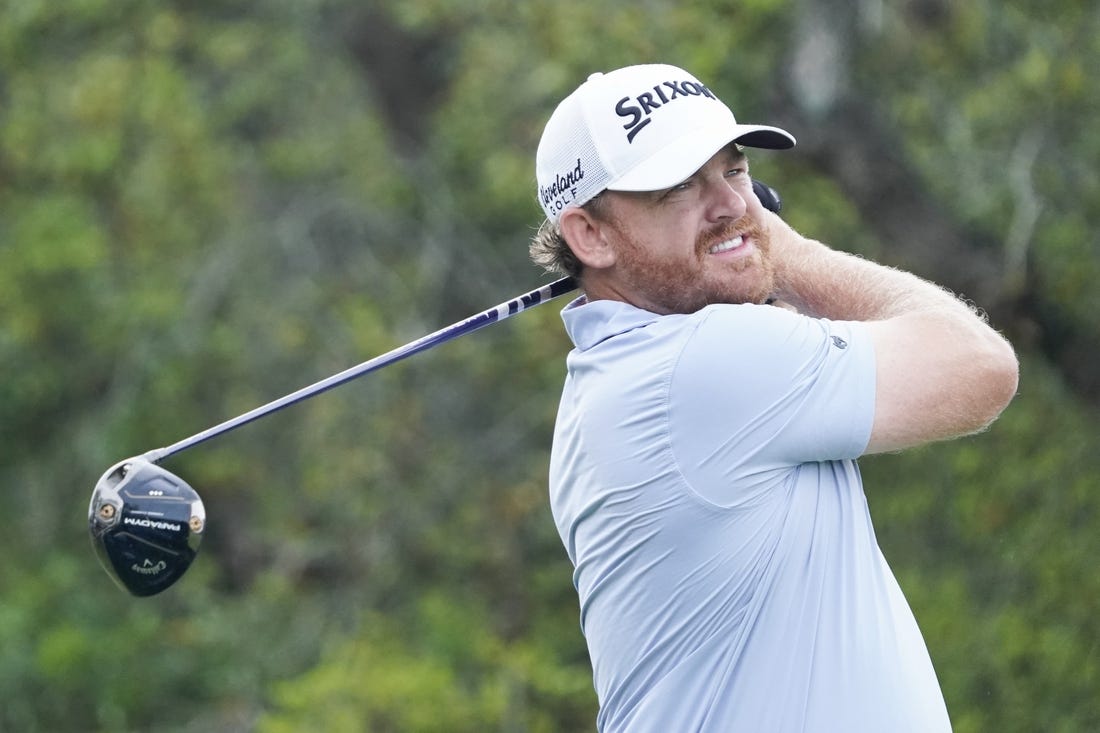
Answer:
[{"xmin": 88, "ymin": 179, "xmax": 783, "ymax": 596}]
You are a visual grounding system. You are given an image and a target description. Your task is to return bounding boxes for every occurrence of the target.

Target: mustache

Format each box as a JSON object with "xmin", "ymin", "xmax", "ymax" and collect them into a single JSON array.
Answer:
[{"xmin": 696, "ymin": 215, "xmax": 765, "ymax": 252}]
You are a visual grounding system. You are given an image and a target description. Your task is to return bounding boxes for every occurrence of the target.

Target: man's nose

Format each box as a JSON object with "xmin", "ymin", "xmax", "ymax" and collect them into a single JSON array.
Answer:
[{"xmin": 706, "ymin": 179, "xmax": 748, "ymax": 222}]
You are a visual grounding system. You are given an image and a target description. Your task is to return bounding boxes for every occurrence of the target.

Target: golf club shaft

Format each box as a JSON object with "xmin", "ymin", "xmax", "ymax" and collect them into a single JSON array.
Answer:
[{"xmin": 142, "ymin": 276, "xmax": 578, "ymax": 464}]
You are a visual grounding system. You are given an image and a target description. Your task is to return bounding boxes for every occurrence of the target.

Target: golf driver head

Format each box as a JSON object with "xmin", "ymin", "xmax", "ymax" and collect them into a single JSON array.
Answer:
[
  {"xmin": 88, "ymin": 457, "xmax": 205, "ymax": 597},
  {"xmin": 752, "ymin": 179, "xmax": 782, "ymax": 214}
]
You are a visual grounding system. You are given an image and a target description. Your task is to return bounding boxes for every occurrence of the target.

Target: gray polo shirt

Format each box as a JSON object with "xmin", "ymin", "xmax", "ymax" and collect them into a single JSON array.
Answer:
[{"xmin": 549, "ymin": 298, "xmax": 950, "ymax": 732}]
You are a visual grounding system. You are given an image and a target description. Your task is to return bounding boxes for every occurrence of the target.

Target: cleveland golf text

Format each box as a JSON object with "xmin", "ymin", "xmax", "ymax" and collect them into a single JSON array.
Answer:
[{"xmin": 540, "ymin": 158, "xmax": 586, "ymax": 214}]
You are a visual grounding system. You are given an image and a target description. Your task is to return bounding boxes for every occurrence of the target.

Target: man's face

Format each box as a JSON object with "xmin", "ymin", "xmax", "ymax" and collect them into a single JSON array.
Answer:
[{"xmin": 595, "ymin": 146, "xmax": 776, "ymax": 314}]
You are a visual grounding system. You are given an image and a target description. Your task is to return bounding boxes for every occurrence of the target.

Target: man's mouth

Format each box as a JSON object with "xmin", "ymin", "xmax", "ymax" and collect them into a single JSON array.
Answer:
[{"xmin": 708, "ymin": 235, "xmax": 745, "ymax": 254}]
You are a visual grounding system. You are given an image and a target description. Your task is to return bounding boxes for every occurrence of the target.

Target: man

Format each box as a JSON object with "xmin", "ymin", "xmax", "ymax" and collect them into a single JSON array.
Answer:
[{"xmin": 530, "ymin": 64, "xmax": 1018, "ymax": 732}]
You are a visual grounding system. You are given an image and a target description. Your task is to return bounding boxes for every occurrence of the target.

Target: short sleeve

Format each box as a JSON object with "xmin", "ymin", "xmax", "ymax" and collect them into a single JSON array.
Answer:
[{"xmin": 668, "ymin": 304, "xmax": 875, "ymax": 506}]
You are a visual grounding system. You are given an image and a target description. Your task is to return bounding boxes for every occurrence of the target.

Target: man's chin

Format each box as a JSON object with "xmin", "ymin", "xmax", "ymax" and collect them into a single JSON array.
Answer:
[{"xmin": 713, "ymin": 259, "xmax": 775, "ymax": 305}]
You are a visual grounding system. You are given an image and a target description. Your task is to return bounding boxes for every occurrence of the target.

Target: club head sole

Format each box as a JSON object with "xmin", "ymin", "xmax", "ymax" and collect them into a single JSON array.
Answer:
[{"xmin": 88, "ymin": 457, "xmax": 205, "ymax": 597}]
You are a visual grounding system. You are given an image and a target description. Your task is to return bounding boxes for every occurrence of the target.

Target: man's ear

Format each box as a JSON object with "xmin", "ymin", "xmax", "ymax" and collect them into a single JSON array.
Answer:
[{"xmin": 559, "ymin": 205, "xmax": 617, "ymax": 270}]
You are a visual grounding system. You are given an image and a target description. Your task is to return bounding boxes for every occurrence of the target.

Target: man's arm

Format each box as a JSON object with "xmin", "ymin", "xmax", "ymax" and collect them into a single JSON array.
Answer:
[{"xmin": 765, "ymin": 212, "xmax": 1019, "ymax": 455}]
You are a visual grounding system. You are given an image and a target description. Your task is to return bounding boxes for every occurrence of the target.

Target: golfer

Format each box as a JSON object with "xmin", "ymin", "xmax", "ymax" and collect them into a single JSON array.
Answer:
[{"xmin": 530, "ymin": 63, "xmax": 1018, "ymax": 732}]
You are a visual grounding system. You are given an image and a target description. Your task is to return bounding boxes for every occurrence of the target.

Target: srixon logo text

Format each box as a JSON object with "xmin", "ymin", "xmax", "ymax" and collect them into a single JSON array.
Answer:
[{"xmin": 616, "ymin": 80, "xmax": 719, "ymax": 143}]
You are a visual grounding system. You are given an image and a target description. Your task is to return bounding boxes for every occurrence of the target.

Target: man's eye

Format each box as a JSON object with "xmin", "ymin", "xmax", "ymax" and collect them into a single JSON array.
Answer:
[
  {"xmin": 725, "ymin": 167, "xmax": 747, "ymax": 178},
  {"xmin": 659, "ymin": 181, "xmax": 691, "ymax": 199}
]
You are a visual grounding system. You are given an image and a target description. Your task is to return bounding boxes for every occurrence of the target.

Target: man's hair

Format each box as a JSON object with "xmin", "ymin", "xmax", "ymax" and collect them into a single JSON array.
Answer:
[{"xmin": 529, "ymin": 194, "xmax": 607, "ymax": 278}]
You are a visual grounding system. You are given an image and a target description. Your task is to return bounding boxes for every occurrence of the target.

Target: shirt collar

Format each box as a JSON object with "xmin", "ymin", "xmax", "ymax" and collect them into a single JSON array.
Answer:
[{"xmin": 560, "ymin": 296, "xmax": 659, "ymax": 351}]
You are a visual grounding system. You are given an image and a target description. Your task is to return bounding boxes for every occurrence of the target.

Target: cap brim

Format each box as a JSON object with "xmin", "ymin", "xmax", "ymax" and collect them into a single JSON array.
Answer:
[{"xmin": 607, "ymin": 123, "xmax": 795, "ymax": 193}]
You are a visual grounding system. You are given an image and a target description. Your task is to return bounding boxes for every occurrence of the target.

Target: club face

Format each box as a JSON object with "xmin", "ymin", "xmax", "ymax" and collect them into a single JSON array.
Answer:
[{"xmin": 88, "ymin": 457, "xmax": 205, "ymax": 597}]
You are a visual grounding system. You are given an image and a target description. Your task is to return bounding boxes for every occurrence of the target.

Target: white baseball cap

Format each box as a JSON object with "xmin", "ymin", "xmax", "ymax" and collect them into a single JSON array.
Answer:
[{"xmin": 535, "ymin": 63, "xmax": 795, "ymax": 223}]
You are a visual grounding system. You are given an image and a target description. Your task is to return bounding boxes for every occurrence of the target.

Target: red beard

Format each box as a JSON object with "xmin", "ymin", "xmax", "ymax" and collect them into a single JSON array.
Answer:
[{"xmin": 614, "ymin": 216, "xmax": 776, "ymax": 315}]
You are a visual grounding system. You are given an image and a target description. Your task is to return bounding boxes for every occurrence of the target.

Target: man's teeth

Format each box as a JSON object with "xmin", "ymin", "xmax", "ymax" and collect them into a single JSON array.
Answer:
[{"xmin": 709, "ymin": 235, "xmax": 744, "ymax": 254}]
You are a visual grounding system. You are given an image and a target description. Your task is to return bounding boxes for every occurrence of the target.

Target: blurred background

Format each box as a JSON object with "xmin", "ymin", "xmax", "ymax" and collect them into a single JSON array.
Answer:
[{"xmin": 1, "ymin": 0, "xmax": 1097, "ymax": 730}]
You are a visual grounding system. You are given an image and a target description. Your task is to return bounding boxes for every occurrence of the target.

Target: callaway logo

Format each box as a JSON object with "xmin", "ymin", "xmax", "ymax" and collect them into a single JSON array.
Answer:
[
  {"xmin": 124, "ymin": 516, "xmax": 182, "ymax": 532},
  {"xmin": 540, "ymin": 158, "xmax": 586, "ymax": 214},
  {"xmin": 616, "ymin": 79, "xmax": 719, "ymax": 143},
  {"xmin": 131, "ymin": 559, "xmax": 168, "ymax": 576}
]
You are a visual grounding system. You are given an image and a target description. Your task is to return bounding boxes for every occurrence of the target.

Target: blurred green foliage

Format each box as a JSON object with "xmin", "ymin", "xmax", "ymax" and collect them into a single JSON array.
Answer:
[{"xmin": 1, "ymin": 0, "xmax": 1097, "ymax": 731}]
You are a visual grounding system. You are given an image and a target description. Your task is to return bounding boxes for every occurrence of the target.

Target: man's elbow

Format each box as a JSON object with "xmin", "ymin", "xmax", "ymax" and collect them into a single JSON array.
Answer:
[{"xmin": 974, "ymin": 334, "xmax": 1020, "ymax": 427}]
